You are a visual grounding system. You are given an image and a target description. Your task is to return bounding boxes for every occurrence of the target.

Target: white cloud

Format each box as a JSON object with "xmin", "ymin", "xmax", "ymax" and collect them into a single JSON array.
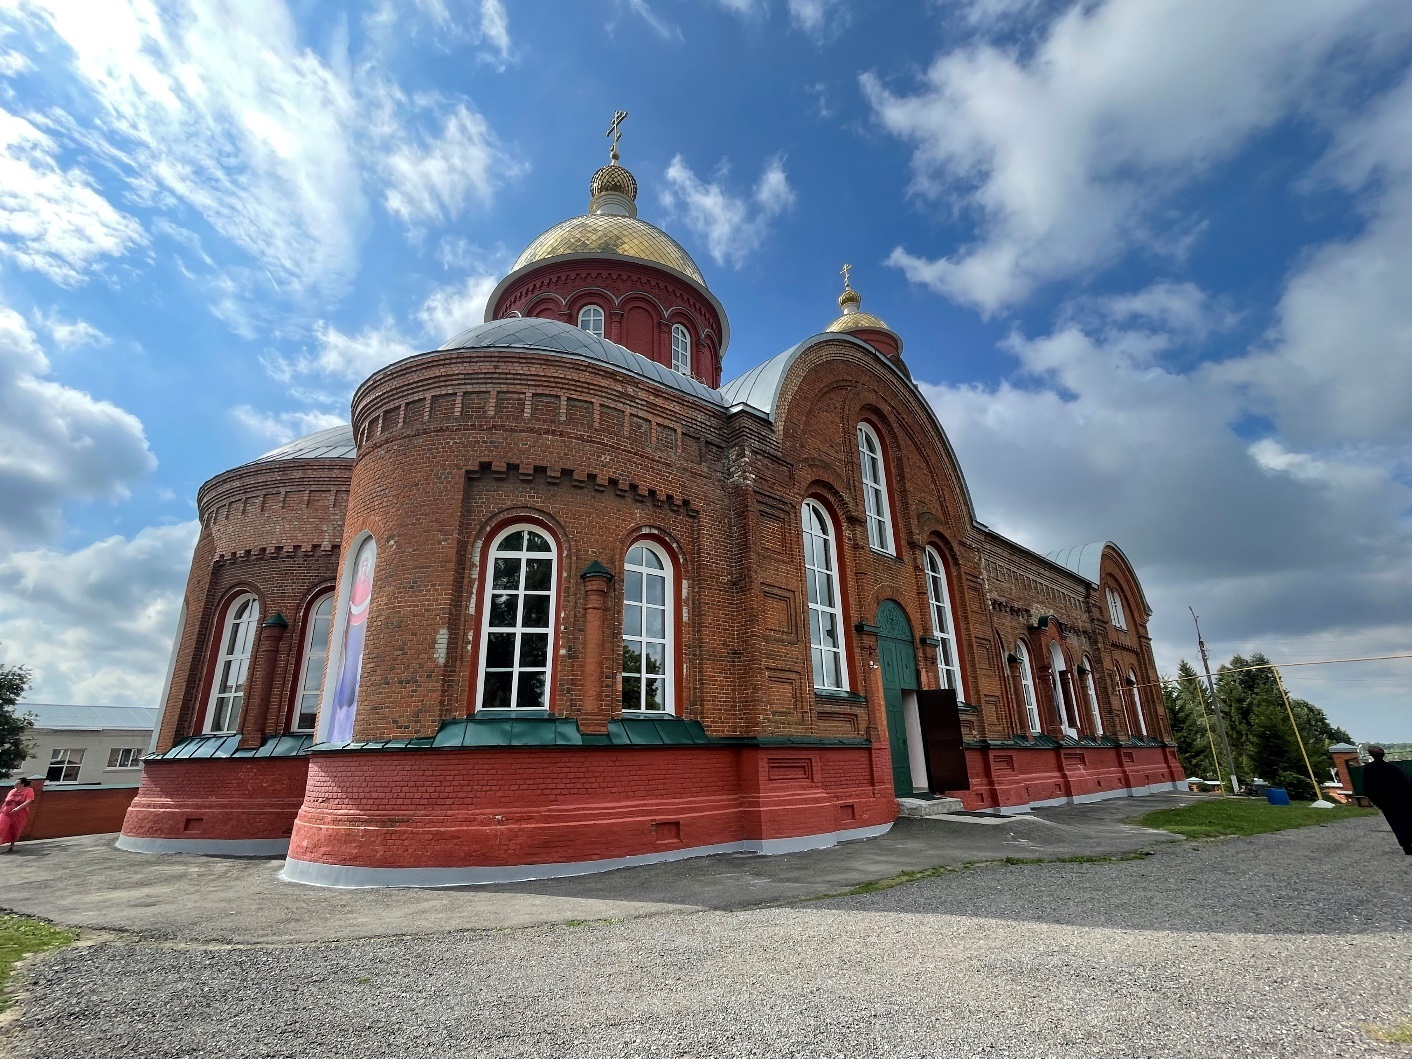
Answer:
[
  {"xmin": 660, "ymin": 154, "xmax": 795, "ymax": 267},
  {"xmin": 477, "ymin": 0, "xmax": 511, "ymax": 65},
  {"xmin": 0, "ymin": 302, "xmax": 154, "ymax": 544},
  {"xmin": 1065, "ymin": 280, "xmax": 1238, "ymax": 346},
  {"xmin": 230, "ymin": 405, "xmax": 345, "ymax": 446},
  {"xmin": 36, "ymin": 311, "xmax": 110, "ymax": 350},
  {"xmin": 417, "ymin": 273, "xmax": 497, "ymax": 344},
  {"xmin": 381, "ymin": 102, "xmax": 522, "ymax": 231},
  {"xmin": 618, "ymin": 0, "xmax": 680, "ymax": 41},
  {"xmin": 1221, "ymin": 66, "xmax": 1412, "ymax": 447},
  {"xmin": 0, "ymin": 106, "xmax": 144, "ymax": 285},
  {"xmin": 0, "ymin": 521, "xmax": 198, "ymax": 706},
  {"xmin": 863, "ymin": 0, "xmax": 1412, "ymax": 312},
  {"xmin": 298, "ymin": 318, "xmax": 418, "ymax": 382},
  {"xmin": 0, "ymin": 48, "xmax": 33, "ymax": 76},
  {"xmin": 788, "ymin": 0, "xmax": 844, "ymax": 35}
]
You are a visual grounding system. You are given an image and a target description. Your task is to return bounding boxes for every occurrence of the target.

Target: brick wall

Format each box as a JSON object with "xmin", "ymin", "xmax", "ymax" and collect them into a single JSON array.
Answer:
[
  {"xmin": 23, "ymin": 784, "xmax": 138, "ymax": 840},
  {"xmin": 120, "ymin": 758, "xmax": 309, "ymax": 843}
]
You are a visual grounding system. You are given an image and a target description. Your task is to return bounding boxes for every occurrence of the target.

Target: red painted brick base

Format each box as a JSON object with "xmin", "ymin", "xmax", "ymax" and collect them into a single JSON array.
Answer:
[
  {"xmin": 955, "ymin": 744, "xmax": 1184, "ymax": 811},
  {"xmin": 286, "ymin": 744, "xmax": 894, "ymax": 875},
  {"xmin": 119, "ymin": 758, "xmax": 309, "ymax": 846}
]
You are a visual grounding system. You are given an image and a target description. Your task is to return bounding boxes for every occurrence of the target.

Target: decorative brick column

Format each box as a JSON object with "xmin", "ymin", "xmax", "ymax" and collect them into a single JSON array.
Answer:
[
  {"xmin": 240, "ymin": 612, "xmax": 288, "ymax": 749},
  {"xmin": 579, "ymin": 561, "xmax": 615, "ymax": 733}
]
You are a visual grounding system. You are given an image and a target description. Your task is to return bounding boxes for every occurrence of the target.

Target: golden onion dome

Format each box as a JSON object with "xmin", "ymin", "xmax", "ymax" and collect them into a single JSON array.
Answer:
[
  {"xmin": 511, "ymin": 212, "xmax": 706, "ymax": 286},
  {"xmin": 825, "ymin": 280, "xmax": 891, "ymax": 333},
  {"xmin": 589, "ymin": 163, "xmax": 638, "ymax": 201}
]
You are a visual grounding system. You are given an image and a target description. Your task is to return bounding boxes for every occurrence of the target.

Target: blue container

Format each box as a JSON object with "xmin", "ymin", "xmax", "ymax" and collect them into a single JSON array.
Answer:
[{"xmin": 1266, "ymin": 788, "xmax": 1291, "ymax": 806}]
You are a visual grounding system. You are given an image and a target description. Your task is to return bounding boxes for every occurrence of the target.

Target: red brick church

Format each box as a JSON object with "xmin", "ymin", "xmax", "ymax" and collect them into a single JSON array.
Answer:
[{"xmin": 119, "ymin": 126, "xmax": 1183, "ymax": 885}]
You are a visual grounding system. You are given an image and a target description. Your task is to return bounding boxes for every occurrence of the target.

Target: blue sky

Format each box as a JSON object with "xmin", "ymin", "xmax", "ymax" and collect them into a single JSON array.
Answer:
[{"xmin": 0, "ymin": 0, "xmax": 1409, "ymax": 740}]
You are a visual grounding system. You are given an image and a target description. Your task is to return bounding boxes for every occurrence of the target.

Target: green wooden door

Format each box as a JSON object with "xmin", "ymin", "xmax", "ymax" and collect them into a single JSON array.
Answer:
[{"xmin": 876, "ymin": 600, "xmax": 919, "ymax": 797}]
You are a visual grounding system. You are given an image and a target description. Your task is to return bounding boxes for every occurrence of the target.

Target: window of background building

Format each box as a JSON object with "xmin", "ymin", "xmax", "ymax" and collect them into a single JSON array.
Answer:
[
  {"xmin": 802, "ymin": 500, "xmax": 848, "ymax": 691},
  {"xmin": 1082, "ymin": 656, "xmax": 1104, "ymax": 735},
  {"xmin": 1016, "ymin": 640, "xmax": 1041, "ymax": 732},
  {"xmin": 107, "ymin": 747, "xmax": 143, "ymax": 769},
  {"xmin": 671, "ymin": 323, "xmax": 691, "ymax": 375},
  {"xmin": 207, "ymin": 593, "xmax": 259, "ymax": 733},
  {"xmin": 478, "ymin": 527, "xmax": 556, "ymax": 711},
  {"xmin": 293, "ymin": 594, "xmax": 335, "ymax": 731},
  {"xmin": 856, "ymin": 423, "xmax": 894, "ymax": 553},
  {"xmin": 47, "ymin": 748, "xmax": 84, "ymax": 783},
  {"xmin": 622, "ymin": 542, "xmax": 672, "ymax": 713},
  {"xmin": 924, "ymin": 547, "xmax": 963, "ymax": 696},
  {"xmin": 578, "ymin": 304, "xmax": 604, "ymax": 337}
]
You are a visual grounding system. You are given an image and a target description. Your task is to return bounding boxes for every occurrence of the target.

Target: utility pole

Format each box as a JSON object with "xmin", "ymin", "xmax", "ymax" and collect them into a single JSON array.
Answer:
[{"xmin": 1190, "ymin": 607, "xmax": 1241, "ymax": 794}]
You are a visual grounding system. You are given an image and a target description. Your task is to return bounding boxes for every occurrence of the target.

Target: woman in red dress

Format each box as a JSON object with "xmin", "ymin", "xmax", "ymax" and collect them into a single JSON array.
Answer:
[{"xmin": 1, "ymin": 777, "xmax": 35, "ymax": 851}]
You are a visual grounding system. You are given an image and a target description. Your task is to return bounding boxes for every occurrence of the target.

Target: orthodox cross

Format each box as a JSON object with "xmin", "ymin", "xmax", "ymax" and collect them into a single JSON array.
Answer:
[
  {"xmin": 607, "ymin": 109, "xmax": 628, "ymax": 163},
  {"xmin": 840, "ymin": 262, "xmax": 853, "ymax": 290}
]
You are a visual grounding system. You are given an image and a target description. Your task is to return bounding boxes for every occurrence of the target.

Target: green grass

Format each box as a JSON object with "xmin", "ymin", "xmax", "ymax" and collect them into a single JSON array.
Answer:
[
  {"xmin": 0, "ymin": 915, "xmax": 77, "ymax": 1010},
  {"xmin": 1369, "ymin": 1023, "xmax": 1412, "ymax": 1045},
  {"xmin": 1134, "ymin": 797, "xmax": 1375, "ymax": 839}
]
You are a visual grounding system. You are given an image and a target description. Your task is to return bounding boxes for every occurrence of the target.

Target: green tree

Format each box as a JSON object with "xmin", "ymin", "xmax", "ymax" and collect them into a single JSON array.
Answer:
[
  {"xmin": 0, "ymin": 660, "xmax": 35, "ymax": 778},
  {"xmin": 1164, "ymin": 661, "xmax": 1216, "ymax": 780}
]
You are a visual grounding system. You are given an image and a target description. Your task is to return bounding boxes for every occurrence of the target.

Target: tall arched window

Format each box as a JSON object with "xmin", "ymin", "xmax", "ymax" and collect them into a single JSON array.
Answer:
[
  {"xmin": 924, "ymin": 547, "xmax": 963, "ymax": 695},
  {"xmin": 1081, "ymin": 656, "xmax": 1103, "ymax": 735},
  {"xmin": 207, "ymin": 593, "xmax": 259, "ymax": 733},
  {"xmin": 477, "ymin": 526, "xmax": 557, "ymax": 711},
  {"xmin": 1129, "ymin": 667, "xmax": 1147, "ymax": 736},
  {"xmin": 622, "ymin": 542, "xmax": 672, "ymax": 713},
  {"xmin": 802, "ymin": 499, "xmax": 847, "ymax": 691},
  {"xmin": 671, "ymin": 323, "xmax": 691, "ymax": 376},
  {"xmin": 1049, "ymin": 641, "xmax": 1075, "ymax": 735},
  {"xmin": 578, "ymin": 304, "xmax": 604, "ymax": 338},
  {"xmin": 856, "ymin": 423, "xmax": 894, "ymax": 553},
  {"xmin": 292, "ymin": 594, "xmax": 334, "ymax": 731},
  {"xmin": 1015, "ymin": 639, "xmax": 1040, "ymax": 733},
  {"xmin": 1107, "ymin": 586, "xmax": 1128, "ymax": 630}
]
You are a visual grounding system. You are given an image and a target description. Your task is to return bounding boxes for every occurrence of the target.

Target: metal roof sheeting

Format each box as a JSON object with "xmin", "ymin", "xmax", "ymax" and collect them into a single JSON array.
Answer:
[
  {"xmin": 21, "ymin": 704, "xmax": 158, "ymax": 731},
  {"xmin": 251, "ymin": 424, "xmax": 356, "ymax": 463}
]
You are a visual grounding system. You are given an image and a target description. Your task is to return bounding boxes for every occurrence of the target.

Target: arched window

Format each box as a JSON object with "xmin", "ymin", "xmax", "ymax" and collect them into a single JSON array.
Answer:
[
  {"xmin": 292, "ymin": 594, "xmax": 334, "ymax": 731},
  {"xmin": 622, "ymin": 542, "xmax": 672, "ymax": 713},
  {"xmin": 578, "ymin": 304, "xmax": 604, "ymax": 338},
  {"xmin": 1129, "ymin": 667, "xmax": 1147, "ymax": 736},
  {"xmin": 477, "ymin": 526, "xmax": 557, "ymax": 711},
  {"xmin": 1107, "ymin": 586, "xmax": 1128, "ymax": 630},
  {"xmin": 1049, "ymin": 641, "xmax": 1075, "ymax": 735},
  {"xmin": 1015, "ymin": 639, "xmax": 1040, "ymax": 733},
  {"xmin": 207, "ymin": 593, "xmax": 259, "ymax": 733},
  {"xmin": 802, "ymin": 499, "xmax": 847, "ymax": 691},
  {"xmin": 924, "ymin": 547, "xmax": 963, "ymax": 695},
  {"xmin": 1081, "ymin": 656, "xmax": 1103, "ymax": 735},
  {"xmin": 856, "ymin": 423, "xmax": 894, "ymax": 553},
  {"xmin": 671, "ymin": 323, "xmax": 691, "ymax": 376}
]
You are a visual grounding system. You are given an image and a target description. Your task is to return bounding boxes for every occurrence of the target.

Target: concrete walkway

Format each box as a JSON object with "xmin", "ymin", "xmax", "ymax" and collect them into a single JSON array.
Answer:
[{"xmin": 0, "ymin": 793, "xmax": 1192, "ymax": 943}]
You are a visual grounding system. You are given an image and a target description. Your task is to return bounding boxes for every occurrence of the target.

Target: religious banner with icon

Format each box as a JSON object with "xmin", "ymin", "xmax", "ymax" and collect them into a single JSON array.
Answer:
[{"xmin": 327, "ymin": 536, "xmax": 376, "ymax": 742}]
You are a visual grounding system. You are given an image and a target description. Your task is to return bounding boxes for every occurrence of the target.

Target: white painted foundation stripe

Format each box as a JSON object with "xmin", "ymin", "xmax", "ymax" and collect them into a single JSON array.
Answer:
[
  {"xmin": 993, "ymin": 780, "xmax": 1186, "ymax": 815},
  {"xmin": 115, "ymin": 834, "xmax": 291, "ymax": 857},
  {"xmin": 280, "ymin": 821, "xmax": 894, "ymax": 889}
]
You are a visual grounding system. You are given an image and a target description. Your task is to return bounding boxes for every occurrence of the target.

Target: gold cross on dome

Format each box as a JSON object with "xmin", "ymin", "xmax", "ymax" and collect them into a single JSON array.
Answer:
[
  {"xmin": 606, "ymin": 109, "xmax": 628, "ymax": 163},
  {"xmin": 840, "ymin": 262, "xmax": 853, "ymax": 290}
]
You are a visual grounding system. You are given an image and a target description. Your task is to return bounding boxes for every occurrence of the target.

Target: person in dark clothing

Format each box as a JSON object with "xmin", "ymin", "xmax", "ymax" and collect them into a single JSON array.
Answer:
[{"xmin": 1362, "ymin": 745, "xmax": 1412, "ymax": 855}]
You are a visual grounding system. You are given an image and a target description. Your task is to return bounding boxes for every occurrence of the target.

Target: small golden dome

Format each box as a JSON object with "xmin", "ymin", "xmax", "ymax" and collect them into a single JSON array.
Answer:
[
  {"xmin": 512, "ymin": 214, "xmax": 706, "ymax": 285},
  {"xmin": 589, "ymin": 163, "xmax": 638, "ymax": 202},
  {"xmin": 838, "ymin": 287, "xmax": 862, "ymax": 312},
  {"xmin": 826, "ymin": 275, "xmax": 890, "ymax": 333}
]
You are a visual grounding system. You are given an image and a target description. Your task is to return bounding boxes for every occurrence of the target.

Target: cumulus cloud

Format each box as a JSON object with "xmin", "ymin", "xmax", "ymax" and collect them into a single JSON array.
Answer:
[
  {"xmin": 660, "ymin": 154, "xmax": 795, "ymax": 267},
  {"xmin": 0, "ymin": 106, "xmax": 144, "ymax": 285},
  {"xmin": 36, "ymin": 312, "xmax": 110, "ymax": 350},
  {"xmin": 417, "ymin": 273, "xmax": 498, "ymax": 344},
  {"xmin": 863, "ymin": 0, "xmax": 1412, "ymax": 312},
  {"xmin": 0, "ymin": 303, "xmax": 154, "ymax": 544},
  {"xmin": 230, "ymin": 405, "xmax": 345, "ymax": 446},
  {"xmin": 0, "ymin": 521, "xmax": 198, "ymax": 705}
]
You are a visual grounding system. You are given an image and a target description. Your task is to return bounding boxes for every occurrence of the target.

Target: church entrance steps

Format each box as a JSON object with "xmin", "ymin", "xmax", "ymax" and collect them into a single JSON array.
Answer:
[{"xmin": 897, "ymin": 796, "xmax": 965, "ymax": 817}]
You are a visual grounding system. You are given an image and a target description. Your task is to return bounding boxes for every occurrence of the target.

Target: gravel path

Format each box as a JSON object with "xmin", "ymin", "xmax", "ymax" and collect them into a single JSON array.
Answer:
[{"xmin": 7, "ymin": 816, "xmax": 1410, "ymax": 1059}]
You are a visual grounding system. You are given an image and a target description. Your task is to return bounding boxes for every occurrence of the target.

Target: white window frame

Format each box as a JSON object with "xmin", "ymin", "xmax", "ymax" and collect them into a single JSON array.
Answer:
[
  {"xmin": 1016, "ymin": 640, "xmax": 1041, "ymax": 732},
  {"xmin": 1130, "ymin": 667, "xmax": 1147, "ymax": 736},
  {"xmin": 292, "ymin": 594, "xmax": 335, "ymax": 732},
  {"xmin": 578, "ymin": 304, "xmax": 605, "ymax": 338},
  {"xmin": 206, "ymin": 593, "xmax": 259, "ymax": 734},
  {"xmin": 924, "ymin": 547, "xmax": 963, "ymax": 697},
  {"xmin": 47, "ymin": 748, "xmax": 85, "ymax": 783},
  {"xmin": 802, "ymin": 499, "xmax": 849, "ymax": 691},
  {"xmin": 1107, "ymin": 586, "xmax": 1128, "ymax": 631},
  {"xmin": 670, "ymin": 323, "xmax": 691, "ymax": 376},
  {"xmin": 1049, "ymin": 641, "xmax": 1077, "ymax": 737},
  {"xmin": 856, "ymin": 423, "xmax": 894, "ymax": 553},
  {"xmin": 106, "ymin": 748, "xmax": 143, "ymax": 770},
  {"xmin": 1082, "ymin": 656, "xmax": 1104, "ymax": 736},
  {"xmin": 475, "ymin": 525, "xmax": 558, "ymax": 712},
  {"xmin": 621, "ymin": 541, "xmax": 674, "ymax": 714}
]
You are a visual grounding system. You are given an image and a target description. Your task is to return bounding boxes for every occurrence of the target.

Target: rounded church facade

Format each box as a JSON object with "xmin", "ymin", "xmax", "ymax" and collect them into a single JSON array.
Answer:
[{"xmin": 120, "ymin": 134, "xmax": 1182, "ymax": 885}]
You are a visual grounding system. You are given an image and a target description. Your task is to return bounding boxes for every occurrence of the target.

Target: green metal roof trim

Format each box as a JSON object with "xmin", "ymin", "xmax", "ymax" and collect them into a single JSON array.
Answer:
[
  {"xmin": 308, "ymin": 714, "xmax": 871, "ymax": 751},
  {"xmin": 150, "ymin": 733, "xmax": 314, "ymax": 760}
]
